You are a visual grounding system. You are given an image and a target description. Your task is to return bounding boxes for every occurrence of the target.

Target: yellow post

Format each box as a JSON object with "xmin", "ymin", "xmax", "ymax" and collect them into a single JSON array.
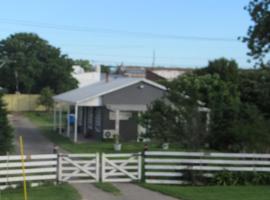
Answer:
[{"xmin": 19, "ymin": 136, "xmax": 28, "ymax": 200}]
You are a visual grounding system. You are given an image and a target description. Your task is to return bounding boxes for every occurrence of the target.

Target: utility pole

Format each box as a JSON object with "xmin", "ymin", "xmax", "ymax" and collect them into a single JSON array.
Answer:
[{"xmin": 152, "ymin": 50, "xmax": 156, "ymax": 67}]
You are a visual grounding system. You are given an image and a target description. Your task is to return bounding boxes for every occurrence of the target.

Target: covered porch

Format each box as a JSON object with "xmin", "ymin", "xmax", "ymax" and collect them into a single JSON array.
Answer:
[{"xmin": 53, "ymin": 102, "xmax": 147, "ymax": 143}]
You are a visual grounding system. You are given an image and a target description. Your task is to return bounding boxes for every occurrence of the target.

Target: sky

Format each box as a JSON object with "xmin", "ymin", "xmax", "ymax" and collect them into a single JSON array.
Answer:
[{"xmin": 0, "ymin": 0, "xmax": 253, "ymax": 68}]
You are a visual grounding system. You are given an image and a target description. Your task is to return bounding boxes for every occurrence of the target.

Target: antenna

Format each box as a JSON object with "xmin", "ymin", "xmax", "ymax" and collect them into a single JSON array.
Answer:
[{"xmin": 152, "ymin": 49, "xmax": 156, "ymax": 67}]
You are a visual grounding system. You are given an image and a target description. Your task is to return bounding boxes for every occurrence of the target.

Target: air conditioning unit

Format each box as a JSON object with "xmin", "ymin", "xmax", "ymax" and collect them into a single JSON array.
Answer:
[{"xmin": 103, "ymin": 129, "xmax": 117, "ymax": 139}]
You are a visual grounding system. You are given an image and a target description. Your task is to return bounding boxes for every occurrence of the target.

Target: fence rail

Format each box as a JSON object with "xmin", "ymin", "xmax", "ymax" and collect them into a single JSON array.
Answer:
[
  {"xmin": 0, "ymin": 154, "xmax": 57, "ymax": 190},
  {"xmin": 1, "ymin": 151, "xmax": 270, "ymax": 189},
  {"xmin": 144, "ymin": 151, "xmax": 270, "ymax": 184}
]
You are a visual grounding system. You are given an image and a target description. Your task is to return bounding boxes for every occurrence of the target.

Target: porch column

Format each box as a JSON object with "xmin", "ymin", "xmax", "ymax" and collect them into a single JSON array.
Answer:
[
  {"xmin": 83, "ymin": 108, "xmax": 87, "ymax": 135},
  {"xmin": 115, "ymin": 110, "xmax": 120, "ymax": 135},
  {"xmin": 59, "ymin": 106, "xmax": 62, "ymax": 135},
  {"xmin": 74, "ymin": 104, "xmax": 78, "ymax": 143},
  {"xmin": 67, "ymin": 105, "xmax": 70, "ymax": 137},
  {"xmin": 53, "ymin": 104, "xmax": 56, "ymax": 131}
]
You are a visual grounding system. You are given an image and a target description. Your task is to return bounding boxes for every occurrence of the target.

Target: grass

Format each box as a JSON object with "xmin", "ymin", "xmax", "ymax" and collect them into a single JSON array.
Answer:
[
  {"xmin": 94, "ymin": 182, "xmax": 121, "ymax": 195},
  {"xmin": 0, "ymin": 184, "xmax": 80, "ymax": 200},
  {"xmin": 23, "ymin": 111, "xmax": 183, "ymax": 153},
  {"xmin": 140, "ymin": 184, "xmax": 270, "ymax": 200}
]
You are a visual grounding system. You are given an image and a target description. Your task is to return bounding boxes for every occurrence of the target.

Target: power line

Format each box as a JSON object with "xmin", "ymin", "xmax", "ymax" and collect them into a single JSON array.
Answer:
[
  {"xmin": 66, "ymin": 50, "xmax": 248, "ymax": 61},
  {"xmin": 0, "ymin": 18, "xmax": 240, "ymax": 42},
  {"xmin": 57, "ymin": 43, "xmax": 144, "ymax": 49}
]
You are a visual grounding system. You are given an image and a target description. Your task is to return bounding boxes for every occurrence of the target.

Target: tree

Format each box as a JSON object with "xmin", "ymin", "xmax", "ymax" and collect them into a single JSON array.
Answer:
[
  {"xmin": 140, "ymin": 95, "xmax": 207, "ymax": 149},
  {"xmin": 195, "ymin": 58, "xmax": 239, "ymax": 83},
  {"xmin": 228, "ymin": 103, "xmax": 270, "ymax": 152},
  {"xmin": 74, "ymin": 59, "xmax": 93, "ymax": 71},
  {"xmin": 141, "ymin": 73, "xmax": 241, "ymax": 151},
  {"xmin": 0, "ymin": 33, "xmax": 78, "ymax": 94},
  {"xmin": 0, "ymin": 93, "xmax": 13, "ymax": 154},
  {"xmin": 101, "ymin": 65, "xmax": 111, "ymax": 73},
  {"xmin": 239, "ymin": 68, "xmax": 270, "ymax": 118},
  {"xmin": 243, "ymin": 0, "xmax": 270, "ymax": 65},
  {"xmin": 38, "ymin": 87, "xmax": 54, "ymax": 112}
]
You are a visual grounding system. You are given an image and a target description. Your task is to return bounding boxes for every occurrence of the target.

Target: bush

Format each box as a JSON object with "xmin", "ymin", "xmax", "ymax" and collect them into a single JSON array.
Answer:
[
  {"xmin": 228, "ymin": 104, "xmax": 270, "ymax": 153},
  {"xmin": 0, "ymin": 93, "xmax": 13, "ymax": 154},
  {"xmin": 212, "ymin": 171, "xmax": 270, "ymax": 186},
  {"xmin": 38, "ymin": 87, "xmax": 54, "ymax": 112}
]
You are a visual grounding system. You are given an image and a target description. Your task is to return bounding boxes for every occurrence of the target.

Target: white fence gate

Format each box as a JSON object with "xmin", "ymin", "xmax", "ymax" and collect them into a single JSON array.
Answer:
[
  {"xmin": 59, "ymin": 153, "xmax": 99, "ymax": 183},
  {"xmin": 2, "ymin": 151, "xmax": 270, "ymax": 188},
  {"xmin": 144, "ymin": 151, "xmax": 270, "ymax": 184},
  {"xmin": 102, "ymin": 153, "xmax": 142, "ymax": 182}
]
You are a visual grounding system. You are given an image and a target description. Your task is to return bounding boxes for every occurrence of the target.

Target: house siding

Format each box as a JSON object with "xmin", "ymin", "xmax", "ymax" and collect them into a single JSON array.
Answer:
[
  {"xmin": 101, "ymin": 81, "xmax": 165, "ymax": 141},
  {"xmin": 102, "ymin": 108, "xmax": 138, "ymax": 141},
  {"xmin": 102, "ymin": 82, "xmax": 165, "ymax": 105}
]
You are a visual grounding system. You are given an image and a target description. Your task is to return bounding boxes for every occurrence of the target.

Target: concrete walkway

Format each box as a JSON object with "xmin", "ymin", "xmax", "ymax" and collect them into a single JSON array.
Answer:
[
  {"xmin": 73, "ymin": 183, "xmax": 178, "ymax": 200},
  {"xmin": 9, "ymin": 113, "xmax": 178, "ymax": 200}
]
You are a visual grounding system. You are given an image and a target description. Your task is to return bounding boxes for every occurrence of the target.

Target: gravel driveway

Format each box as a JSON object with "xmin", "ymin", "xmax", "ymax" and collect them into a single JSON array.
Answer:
[{"xmin": 9, "ymin": 113, "xmax": 55, "ymax": 154}]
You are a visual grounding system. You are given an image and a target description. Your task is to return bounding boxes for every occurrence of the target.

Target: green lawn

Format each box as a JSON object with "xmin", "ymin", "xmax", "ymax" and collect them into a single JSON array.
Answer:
[
  {"xmin": 140, "ymin": 184, "xmax": 270, "ymax": 200},
  {"xmin": 23, "ymin": 111, "xmax": 183, "ymax": 153},
  {"xmin": 0, "ymin": 184, "xmax": 80, "ymax": 200}
]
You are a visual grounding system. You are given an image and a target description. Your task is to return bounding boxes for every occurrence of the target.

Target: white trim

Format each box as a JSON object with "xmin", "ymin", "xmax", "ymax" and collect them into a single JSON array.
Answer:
[
  {"xmin": 115, "ymin": 110, "xmax": 120, "ymax": 135},
  {"xmin": 74, "ymin": 105, "xmax": 78, "ymax": 143},
  {"xmin": 53, "ymin": 104, "xmax": 56, "ymax": 131},
  {"xmin": 79, "ymin": 97, "xmax": 102, "ymax": 106},
  {"xmin": 59, "ymin": 107, "xmax": 62, "ymax": 135},
  {"xmin": 67, "ymin": 106, "xmax": 70, "ymax": 137}
]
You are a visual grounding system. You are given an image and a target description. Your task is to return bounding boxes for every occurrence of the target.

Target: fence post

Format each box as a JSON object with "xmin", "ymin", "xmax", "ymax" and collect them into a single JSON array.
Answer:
[
  {"xmin": 56, "ymin": 153, "xmax": 62, "ymax": 183},
  {"xmin": 96, "ymin": 153, "xmax": 100, "ymax": 182},
  {"xmin": 101, "ymin": 153, "xmax": 105, "ymax": 182},
  {"xmin": 141, "ymin": 144, "xmax": 148, "ymax": 183},
  {"xmin": 138, "ymin": 152, "xmax": 142, "ymax": 181}
]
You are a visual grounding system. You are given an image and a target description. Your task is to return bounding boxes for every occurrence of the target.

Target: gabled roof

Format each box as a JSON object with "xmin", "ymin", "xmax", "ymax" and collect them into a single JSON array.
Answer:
[{"xmin": 53, "ymin": 78, "xmax": 166, "ymax": 104}]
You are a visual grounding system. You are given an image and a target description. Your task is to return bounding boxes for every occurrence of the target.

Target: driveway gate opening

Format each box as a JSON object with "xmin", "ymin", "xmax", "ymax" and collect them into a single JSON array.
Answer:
[{"xmin": 59, "ymin": 153, "xmax": 99, "ymax": 183}]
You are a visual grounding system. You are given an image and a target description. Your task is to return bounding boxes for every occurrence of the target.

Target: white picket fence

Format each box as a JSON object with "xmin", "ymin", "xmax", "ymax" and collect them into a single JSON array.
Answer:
[
  {"xmin": 0, "ymin": 154, "xmax": 57, "ymax": 190},
  {"xmin": 144, "ymin": 151, "xmax": 270, "ymax": 184},
  {"xmin": 102, "ymin": 153, "xmax": 142, "ymax": 182},
  {"xmin": 1, "ymin": 151, "xmax": 270, "ymax": 188},
  {"xmin": 0, "ymin": 152, "xmax": 142, "ymax": 189}
]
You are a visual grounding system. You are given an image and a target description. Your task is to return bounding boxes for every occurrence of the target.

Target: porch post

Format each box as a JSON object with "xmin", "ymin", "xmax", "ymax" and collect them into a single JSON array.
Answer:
[
  {"xmin": 74, "ymin": 104, "xmax": 78, "ymax": 143},
  {"xmin": 115, "ymin": 110, "xmax": 120, "ymax": 135},
  {"xmin": 59, "ymin": 106, "xmax": 62, "ymax": 135},
  {"xmin": 53, "ymin": 103, "xmax": 56, "ymax": 131},
  {"xmin": 67, "ymin": 105, "xmax": 70, "ymax": 137}
]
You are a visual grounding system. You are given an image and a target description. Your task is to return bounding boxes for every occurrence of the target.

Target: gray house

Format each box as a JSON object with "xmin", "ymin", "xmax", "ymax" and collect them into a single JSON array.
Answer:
[{"xmin": 53, "ymin": 78, "xmax": 166, "ymax": 142}]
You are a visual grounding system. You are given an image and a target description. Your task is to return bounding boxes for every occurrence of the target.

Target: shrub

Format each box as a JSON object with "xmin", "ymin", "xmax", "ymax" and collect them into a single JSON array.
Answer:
[
  {"xmin": 38, "ymin": 87, "xmax": 54, "ymax": 112},
  {"xmin": 0, "ymin": 93, "xmax": 13, "ymax": 154},
  {"xmin": 212, "ymin": 171, "xmax": 270, "ymax": 186}
]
